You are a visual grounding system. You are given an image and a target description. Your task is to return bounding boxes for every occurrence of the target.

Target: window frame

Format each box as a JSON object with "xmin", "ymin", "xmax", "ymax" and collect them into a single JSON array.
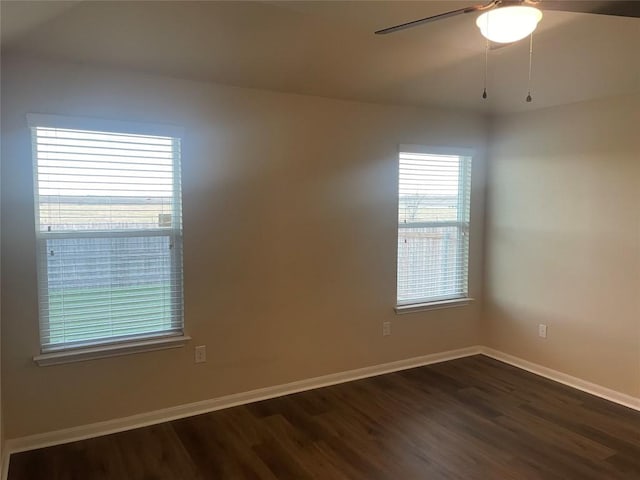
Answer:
[
  {"xmin": 28, "ymin": 114, "xmax": 190, "ymax": 364},
  {"xmin": 395, "ymin": 144, "xmax": 474, "ymax": 312}
]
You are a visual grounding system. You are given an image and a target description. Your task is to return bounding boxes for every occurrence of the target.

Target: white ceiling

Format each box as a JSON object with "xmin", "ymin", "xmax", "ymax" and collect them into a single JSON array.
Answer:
[{"xmin": 2, "ymin": 1, "xmax": 638, "ymax": 113}]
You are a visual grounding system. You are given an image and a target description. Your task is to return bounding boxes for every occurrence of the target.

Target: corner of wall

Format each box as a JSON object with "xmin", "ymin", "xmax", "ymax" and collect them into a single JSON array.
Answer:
[{"xmin": 478, "ymin": 112, "xmax": 498, "ymax": 348}]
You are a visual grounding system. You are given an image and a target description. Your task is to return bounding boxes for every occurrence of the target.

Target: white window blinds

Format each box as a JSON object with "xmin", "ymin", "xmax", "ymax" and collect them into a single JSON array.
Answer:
[
  {"xmin": 31, "ymin": 120, "xmax": 184, "ymax": 352},
  {"xmin": 397, "ymin": 148, "xmax": 472, "ymax": 305}
]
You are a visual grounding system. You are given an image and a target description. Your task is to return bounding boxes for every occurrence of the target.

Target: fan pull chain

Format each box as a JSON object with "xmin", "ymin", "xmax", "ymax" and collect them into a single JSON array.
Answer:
[
  {"xmin": 526, "ymin": 32, "xmax": 534, "ymax": 103},
  {"xmin": 482, "ymin": 37, "xmax": 489, "ymax": 99}
]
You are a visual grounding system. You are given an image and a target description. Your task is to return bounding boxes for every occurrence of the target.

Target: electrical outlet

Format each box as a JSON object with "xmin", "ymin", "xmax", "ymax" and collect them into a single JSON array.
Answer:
[
  {"xmin": 538, "ymin": 324, "xmax": 547, "ymax": 339},
  {"xmin": 383, "ymin": 321, "xmax": 391, "ymax": 336},
  {"xmin": 195, "ymin": 345, "xmax": 207, "ymax": 363}
]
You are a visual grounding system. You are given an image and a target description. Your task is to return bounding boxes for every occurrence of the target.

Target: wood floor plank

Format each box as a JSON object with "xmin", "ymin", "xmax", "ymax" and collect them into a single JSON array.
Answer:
[{"xmin": 8, "ymin": 355, "xmax": 640, "ymax": 479}]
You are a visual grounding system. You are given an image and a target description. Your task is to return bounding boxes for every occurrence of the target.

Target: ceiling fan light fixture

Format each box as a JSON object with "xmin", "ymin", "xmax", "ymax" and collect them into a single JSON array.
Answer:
[{"xmin": 476, "ymin": 6, "xmax": 543, "ymax": 43}]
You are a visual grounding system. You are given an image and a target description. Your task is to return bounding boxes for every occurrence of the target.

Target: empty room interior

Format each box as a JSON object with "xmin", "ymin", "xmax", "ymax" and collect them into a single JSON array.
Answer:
[{"xmin": 1, "ymin": 0, "xmax": 639, "ymax": 478}]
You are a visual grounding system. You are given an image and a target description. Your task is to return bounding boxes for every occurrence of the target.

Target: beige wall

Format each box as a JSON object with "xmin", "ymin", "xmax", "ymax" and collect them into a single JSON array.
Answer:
[
  {"xmin": 1, "ymin": 56, "xmax": 487, "ymax": 439},
  {"xmin": 485, "ymin": 93, "xmax": 640, "ymax": 398}
]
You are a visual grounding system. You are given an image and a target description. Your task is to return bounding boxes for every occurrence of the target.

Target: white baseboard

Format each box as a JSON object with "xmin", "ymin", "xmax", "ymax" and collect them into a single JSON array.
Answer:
[
  {"xmin": 480, "ymin": 347, "xmax": 640, "ymax": 412},
  {"xmin": 5, "ymin": 345, "xmax": 482, "ymax": 458}
]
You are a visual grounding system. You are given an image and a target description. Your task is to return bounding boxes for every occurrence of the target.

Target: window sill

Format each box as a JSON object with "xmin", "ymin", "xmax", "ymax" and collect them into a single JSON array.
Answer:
[
  {"xmin": 394, "ymin": 297, "xmax": 474, "ymax": 315},
  {"xmin": 34, "ymin": 334, "xmax": 191, "ymax": 366}
]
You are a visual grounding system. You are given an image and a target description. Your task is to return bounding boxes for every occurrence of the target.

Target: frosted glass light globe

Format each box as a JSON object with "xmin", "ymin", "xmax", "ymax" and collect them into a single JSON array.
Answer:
[{"xmin": 476, "ymin": 6, "xmax": 543, "ymax": 43}]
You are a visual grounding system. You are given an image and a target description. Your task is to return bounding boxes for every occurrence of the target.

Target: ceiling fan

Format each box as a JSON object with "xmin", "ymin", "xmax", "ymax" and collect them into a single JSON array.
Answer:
[
  {"xmin": 375, "ymin": 0, "xmax": 640, "ymax": 102},
  {"xmin": 375, "ymin": 1, "xmax": 640, "ymax": 42}
]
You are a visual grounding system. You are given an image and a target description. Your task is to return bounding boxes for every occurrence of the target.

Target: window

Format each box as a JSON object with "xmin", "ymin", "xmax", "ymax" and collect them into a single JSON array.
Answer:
[
  {"xmin": 29, "ymin": 115, "xmax": 184, "ymax": 353},
  {"xmin": 397, "ymin": 146, "xmax": 472, "ymax": 307}
]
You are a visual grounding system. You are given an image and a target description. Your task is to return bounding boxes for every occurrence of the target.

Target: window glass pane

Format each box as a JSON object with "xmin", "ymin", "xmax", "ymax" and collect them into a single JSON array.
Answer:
[
  {"xmin": 398, "ymin": 153, "xmax": 461, "ymax": 223},
  {"xmin": 35, "ymin": 127, "xmax": 177, "ymax": 232},
  {"xmin": 397, "ymin": 226, "xmax": 468, "ymax": 303},
  {"xmin": 45, "ymin": 235, "xmax": 177, "ymax": 346}
]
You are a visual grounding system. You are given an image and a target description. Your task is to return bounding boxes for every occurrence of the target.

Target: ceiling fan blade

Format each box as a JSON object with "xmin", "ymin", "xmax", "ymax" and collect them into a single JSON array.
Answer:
[
  {"xmin": 374, "ymin": 1, "xmax": 498, "ymax": 35},
  {"xmin": 536, "ymin": 0, "xmax": 640, "ymax": 18}
]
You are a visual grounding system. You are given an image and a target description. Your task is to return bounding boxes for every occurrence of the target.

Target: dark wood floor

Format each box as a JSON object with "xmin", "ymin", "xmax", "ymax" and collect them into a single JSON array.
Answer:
[{"xmin": 9, "ymin": 355, "xmax": 640, "ymax": 479}]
